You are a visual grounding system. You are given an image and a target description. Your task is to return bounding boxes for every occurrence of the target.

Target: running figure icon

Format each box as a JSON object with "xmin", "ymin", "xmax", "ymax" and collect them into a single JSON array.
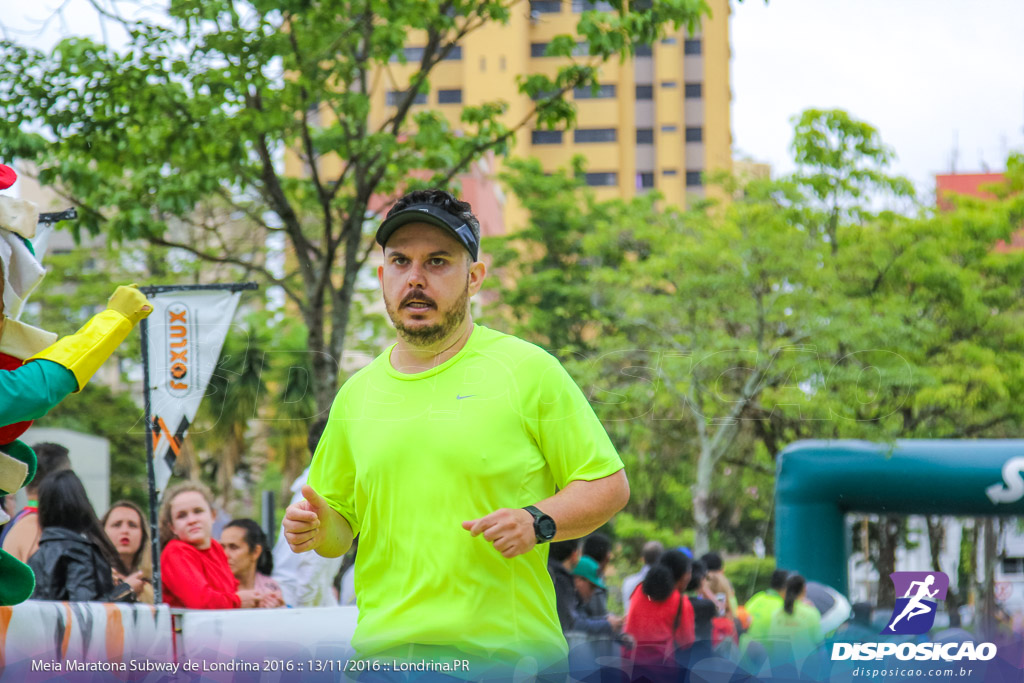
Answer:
[{"xmin": 888, "ymin": 575, "xmax": 939, "ymax": 632}]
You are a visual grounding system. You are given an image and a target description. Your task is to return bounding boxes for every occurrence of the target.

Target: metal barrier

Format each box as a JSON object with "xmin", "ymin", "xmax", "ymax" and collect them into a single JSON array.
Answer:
[{"xmin": 0, "ymin": 600, "xmax": 358, "ymax": 681}]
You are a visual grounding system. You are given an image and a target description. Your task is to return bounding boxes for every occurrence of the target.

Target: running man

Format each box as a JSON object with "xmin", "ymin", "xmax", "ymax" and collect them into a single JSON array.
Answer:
[
  {"xmin": 282, "ymin": 190, "xmax": 629, "ymax": 673},
  {"xmin": 888, "ymin": 575, "xmax": 939, "ymax": 632}
]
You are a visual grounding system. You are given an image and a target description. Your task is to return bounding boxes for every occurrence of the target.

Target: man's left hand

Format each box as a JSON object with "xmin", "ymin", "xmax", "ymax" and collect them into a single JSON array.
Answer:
[{"xmin": 462, "ymin": 508, "xmax": 536, "ymax": 558}]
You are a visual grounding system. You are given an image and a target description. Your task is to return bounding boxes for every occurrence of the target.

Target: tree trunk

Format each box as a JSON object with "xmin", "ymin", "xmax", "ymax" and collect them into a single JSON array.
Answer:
[
  {"xmin": 303, "ymin": 297, "xmax": 339, "ymax": 415},
  {"xmin": 692, "ymin": 444, "xmax": 714, "ymax": 557},
  {"xmin": 876, "ymin": 515, "xmax": 903, "ymax": 608},
  {"xmin": 217, "ymin": 428, "xmax": 243, "ymax": 512},
  {"xmin": 963, "ymin": 520, "xmax": 979, "ymax": 615},
  {"xmin": 827, "ymin": 207, "xmax": 840, "ymax": 256},
  {"xmin": 925, "ymin": 516, "xmax": 961, "ymax": 618},
  {"xmin": 980, "ymin": 517, "xmax": 997, "ymax": 637},
  {"xmin": 310, "ymin": 336, "xmax": 339, "ymax": 414}
]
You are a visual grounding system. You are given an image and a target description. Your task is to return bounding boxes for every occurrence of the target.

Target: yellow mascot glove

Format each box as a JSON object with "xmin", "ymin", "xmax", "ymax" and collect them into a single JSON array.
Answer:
[
  {"xmin": 106, "ymin": 284, "xmax": 154, "ymax": 325},
  {"xmin": 27, "ymin": 285, "xmax": 153, "ymax": 391}
]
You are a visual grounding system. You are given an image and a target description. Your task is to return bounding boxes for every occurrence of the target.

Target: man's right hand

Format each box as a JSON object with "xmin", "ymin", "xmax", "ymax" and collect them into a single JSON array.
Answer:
[{"xmin": 283, "ymin": 484, "xmax": 328, "ymax": 553}]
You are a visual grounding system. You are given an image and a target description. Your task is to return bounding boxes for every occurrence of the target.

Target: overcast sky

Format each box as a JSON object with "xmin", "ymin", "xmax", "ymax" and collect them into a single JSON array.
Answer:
[
  {"xmin": 732, "ymin": 0, "xmax": 1024, "ymax": 199},
  {"xmin": 6, "ymin": 1, "xmax": 1024, "ymax": 201}
]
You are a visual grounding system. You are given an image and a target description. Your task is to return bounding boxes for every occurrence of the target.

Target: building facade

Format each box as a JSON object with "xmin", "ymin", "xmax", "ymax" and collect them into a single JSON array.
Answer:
[{"xmin": 342, "ymin": 0, "xmax": 732, "ymax": 228}]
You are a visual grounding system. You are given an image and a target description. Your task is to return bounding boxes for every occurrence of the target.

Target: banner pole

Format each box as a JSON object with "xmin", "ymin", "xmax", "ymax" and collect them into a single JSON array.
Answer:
[
  {"xmin": 140, "ymin": 313, "xmax": 162, "ymax": 604},
  {"xmin": 136, "ymin": 281, "xmax": 258, "ymax": 605}
]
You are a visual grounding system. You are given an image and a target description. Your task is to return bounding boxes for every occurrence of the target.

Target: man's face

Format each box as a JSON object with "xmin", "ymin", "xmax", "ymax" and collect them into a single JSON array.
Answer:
[{"xmin": 378, "ymin": 222, "xmax": 484, "ymax": 347}]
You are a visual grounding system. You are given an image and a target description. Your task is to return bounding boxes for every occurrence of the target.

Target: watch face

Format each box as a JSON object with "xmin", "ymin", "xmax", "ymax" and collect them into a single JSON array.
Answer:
[{"xmin": 538, "ymin": 517, "xmax": 557, "ymax": 540}]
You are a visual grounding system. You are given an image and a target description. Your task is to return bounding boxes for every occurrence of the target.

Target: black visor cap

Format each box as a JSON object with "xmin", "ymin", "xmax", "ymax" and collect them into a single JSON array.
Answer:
[{"xmin": 375, "ymin": 204, "xmax": 479, "ymax": 261}]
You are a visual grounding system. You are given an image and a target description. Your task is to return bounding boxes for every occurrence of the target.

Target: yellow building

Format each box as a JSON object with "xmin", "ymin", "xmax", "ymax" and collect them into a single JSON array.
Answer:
[{"xmin": 364, "ymin": 0, "xmax": 732, "ymax": 222}]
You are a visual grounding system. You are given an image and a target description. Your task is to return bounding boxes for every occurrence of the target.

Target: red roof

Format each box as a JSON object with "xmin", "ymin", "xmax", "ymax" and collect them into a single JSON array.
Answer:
[
  {"xmin": 935, "ymin": 172, "xmax": 1022, "ymax": 252},
  {"xmin": 935, "ymin": 172, "xmax": 1005, "ymax": 211}
]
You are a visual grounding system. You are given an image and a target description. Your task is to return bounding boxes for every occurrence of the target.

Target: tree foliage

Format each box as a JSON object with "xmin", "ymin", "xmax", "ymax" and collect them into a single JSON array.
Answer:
[
  {"xmin": 0, "ymin": 0, "xmax": 708, "ymax": 411},
  {"xmin": 488, "ymin": 113, "xmax": 1024, "ymax": 555},
  {"xmin": 792, "ymin": 108, "xmax": 915, "ymax": 254}
]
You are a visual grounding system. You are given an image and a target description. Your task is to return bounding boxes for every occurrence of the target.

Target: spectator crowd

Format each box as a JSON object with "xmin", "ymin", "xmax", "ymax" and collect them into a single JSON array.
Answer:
[
  {"xmin": 546, "ymin": 533, "xmax": 825, "ymax": 679},
  {"xmin": 0, "ymin": 420, "xmax": 348, "ymax": 610}
]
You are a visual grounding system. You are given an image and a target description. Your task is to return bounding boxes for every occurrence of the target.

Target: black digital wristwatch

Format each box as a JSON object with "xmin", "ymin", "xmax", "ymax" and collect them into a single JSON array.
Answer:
[{"xmin": 523, "ymin": 505, "xmax": 557, "ymax": 543}]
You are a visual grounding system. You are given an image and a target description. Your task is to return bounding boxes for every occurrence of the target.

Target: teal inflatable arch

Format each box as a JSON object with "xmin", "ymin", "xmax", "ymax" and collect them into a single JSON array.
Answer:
[{"xmin": 775, "ymin": 440, "xmax": 1024, "ymax": 595}]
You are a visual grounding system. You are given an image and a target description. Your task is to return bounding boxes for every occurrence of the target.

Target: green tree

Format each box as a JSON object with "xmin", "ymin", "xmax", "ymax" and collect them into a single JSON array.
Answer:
[
  {"xmin": 791, "ymin": 108, "xmax": 915, "ymax": 254},
  {"xmin": 597, "ymin": 176, "xmax": 828, "ymax": 555},
  {"xmin": 191, "ymin": 319, "xmax": 268, "ymax": 509},
  {"xmin": 492, "ymin": 130, "xmax": 1024, "ymax": 559},
  {"xmin": 488, "ymin": 165, "xmax": 821, "ymax": 554},
  {"xmin": 0, "ymin": 0, "xmax": 708, "ymax": 411}
]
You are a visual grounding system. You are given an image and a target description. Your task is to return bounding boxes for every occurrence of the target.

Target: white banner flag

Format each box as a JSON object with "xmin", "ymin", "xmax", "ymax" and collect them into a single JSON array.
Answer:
[{"xmin": 145, "ymin": 289, "xmax": 242, "ymax": 493}]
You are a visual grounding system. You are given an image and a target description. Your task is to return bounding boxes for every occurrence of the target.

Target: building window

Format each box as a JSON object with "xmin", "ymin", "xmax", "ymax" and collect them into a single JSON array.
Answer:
[
  {"xmin": 636, "ymin": 128, "xmax": 654, "ymax": 144},
  {"xmin": 585, "ymin": 172, "xmax": 618, "ymax": 186},
  {"xmin": 574, "ymin": 128, "xmax": 617, "ymax": 143},
  {"xmin": 685, "ymin": 82, "xmax": 702, "ymax": 98},
  {"xmin": 531, "ymin": 130, "xmax": 564, "ymax": 144},
  {"xmin": 660, "ymin": 124, "xmax": 677, "ymax": 133},
  {"xmin": 530, "ymin": 0, "xmax": 562, "ymax": 12},
  {"xmin": 660, "ymin": 37, "xmax": 678, "ymax": 45},
  {"xmin": 393, "ymin": 45, "xmax": 461, "ymax": 62},
  {"xmin": 572, "ymin": 0, "xmax": 614, "ymax": 11},
  {"xmin": 685, "ymin": 126, "xmax": 703, "ymax": 142},
  {"xmin": 635, "ymin": 44, "xmax": 653, "ymax": 57},
  {"xmin": 637, "ymin": 172, "xmax": 655, "ymax": 189},
  {"xmin": 438, "ymin": 89, "xmax": 463, "ymax": 104},
  {"xmin": 386, "ymin": 90, "xmax": 427, "ymax": 106},
  {"xmin": 684, "ymin": 39, "xmax": 702, "ymax": 55},
  {"xmin": 1003, "ymin": 557, "xmax": 1024, "ymax": 575},
  {"xmin": 686, "ymin": 170, "xmax": 703, "ymax": 186},
  {"xmin": 635, "ymin": 85, "xmax": 653, "ymax": 100},
  {"xmin": 663, "ymin": 169, "xmax": 678, "ymax": 176},
  {"xmin": 500, "ymin": 56, "xmax": 507, "ymax": 71},
  {"xmin": 531, "ymin": 89, "xmax": 559, "ymax": 101},
  {"xmin": 661, "ymin": 80, "xmax": 677, "ymax": 89},
  {"xmin": 574, "ymin": 84, "xmax": 616, "ymax": 99},
  {"xmin": 531, "ymin": 41, "xmax": 589, "ymax": 58},
  {"xmin": 390, "ymin": 46, "xmax": 423, "ymax": 62}
]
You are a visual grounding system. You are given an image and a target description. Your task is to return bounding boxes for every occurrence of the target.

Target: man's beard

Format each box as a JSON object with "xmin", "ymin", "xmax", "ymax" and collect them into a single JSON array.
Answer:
[{"xmin": 384, "ymin": 281, "xmax": 469, "ymax": 347}]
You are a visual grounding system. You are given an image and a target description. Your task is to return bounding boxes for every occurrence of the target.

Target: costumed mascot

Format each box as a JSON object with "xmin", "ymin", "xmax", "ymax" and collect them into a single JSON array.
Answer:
[{"xmin": 0, "ymin": 162, "xmax": 152, "ymax": 605}]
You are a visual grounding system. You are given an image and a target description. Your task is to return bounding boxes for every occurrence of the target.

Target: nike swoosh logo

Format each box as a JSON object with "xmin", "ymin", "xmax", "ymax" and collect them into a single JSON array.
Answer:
[{"xmin": 456, "ymin": 394, "xmax": 476, "ymax": 400}]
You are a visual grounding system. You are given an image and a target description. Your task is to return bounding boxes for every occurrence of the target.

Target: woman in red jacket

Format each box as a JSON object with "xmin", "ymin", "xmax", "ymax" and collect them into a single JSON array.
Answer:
[
  {"xmin": 623, "ymin": 549, "xmax": 695, "ymax": 672},
  {"xmin": 158, "ymin": 482, "xmax": 261, "ymax": 609}
]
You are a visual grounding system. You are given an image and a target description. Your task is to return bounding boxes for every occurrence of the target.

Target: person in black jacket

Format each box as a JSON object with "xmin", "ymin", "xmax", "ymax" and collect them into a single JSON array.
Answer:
[{"xmin": 28, "ymin": 470, "xmax": 132, "ymax": 602}]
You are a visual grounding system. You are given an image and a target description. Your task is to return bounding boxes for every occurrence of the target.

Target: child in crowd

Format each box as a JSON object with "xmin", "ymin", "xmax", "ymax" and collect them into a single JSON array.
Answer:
[
  {"xmin": 623, "ymin": 549, "xmax": 695, "ymax": 667},
  {"xmin": 158, "ymin": 482, "xmax": 261, "ymax": 609}
]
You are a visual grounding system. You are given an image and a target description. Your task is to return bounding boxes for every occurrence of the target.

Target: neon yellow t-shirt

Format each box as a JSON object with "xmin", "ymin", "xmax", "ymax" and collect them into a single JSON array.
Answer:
[
  {"xmin": 307, "ymin": 325, "xmax": 624, "ymax": 666},
  {"xmin": 764, "ymin": 600, "xmax": 823, "ymax": 664},
  {"xmin": 745, "ymin": 589, "xmax": 784, "ymax": 643}
]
